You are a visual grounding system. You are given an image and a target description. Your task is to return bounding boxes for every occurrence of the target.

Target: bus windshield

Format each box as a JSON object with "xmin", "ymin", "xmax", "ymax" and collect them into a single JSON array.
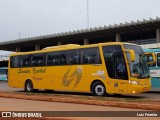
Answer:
[{"xmin": 123, "ymin": 44, "xmax": 150, "ymax": 79}]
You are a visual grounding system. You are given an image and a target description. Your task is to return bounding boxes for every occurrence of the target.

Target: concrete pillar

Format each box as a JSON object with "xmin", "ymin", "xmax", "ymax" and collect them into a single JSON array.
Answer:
[
  {"xmin": 58, "ymin": 41, "xmax": 62, "ymax": 46},
  {"xmin": 35, "ymin": 44, "xmax": 40, "ymax": 50},
  {"xmin": 116, "ymin": 33, "xmax": 121, "ymax": 42},
  {"xmin": 84, "ymin": 38, "xmax": 89, "ymax": 45},
  {"xmin": 156, "ymin": 28, "xmax": 160, "ymax": 43},
  {"xmin": 16, "ymin": 47, "xmax": 20, "ymax": 52}
]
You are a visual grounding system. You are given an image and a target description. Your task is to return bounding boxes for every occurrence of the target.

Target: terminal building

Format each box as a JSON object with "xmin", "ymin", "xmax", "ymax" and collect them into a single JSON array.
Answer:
[{"xmin": 0, "ymin": 17, "xmax": 160, "ymax": 52}]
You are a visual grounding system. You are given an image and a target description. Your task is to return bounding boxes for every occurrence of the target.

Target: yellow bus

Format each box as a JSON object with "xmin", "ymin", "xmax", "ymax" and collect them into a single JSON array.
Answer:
[{"xmin": 8, "ymin": 42, "xmax": 151, "ymax": 96}]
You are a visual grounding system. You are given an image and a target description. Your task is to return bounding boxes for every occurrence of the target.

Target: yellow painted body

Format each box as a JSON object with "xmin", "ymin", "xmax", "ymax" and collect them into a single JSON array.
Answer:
[{"xmin": 8, "ymin": 43, "xmax": 151, "ymax": 94}]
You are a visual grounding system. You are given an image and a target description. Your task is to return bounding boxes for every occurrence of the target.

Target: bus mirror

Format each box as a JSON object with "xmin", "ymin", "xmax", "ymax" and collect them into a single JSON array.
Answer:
[
  {"xmin": 145, "ymin": 52, "xmax": 156, "ymax": 64},
  {"xmin": 125, "ymin": 50, "xmax": 135, "ymax": 63}
]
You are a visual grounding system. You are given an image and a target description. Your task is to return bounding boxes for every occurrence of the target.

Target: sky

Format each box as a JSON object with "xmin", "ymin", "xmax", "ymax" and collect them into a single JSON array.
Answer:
[{"xmin": 0, "ymin": 0, "xmax": 160, "ymax": 43}]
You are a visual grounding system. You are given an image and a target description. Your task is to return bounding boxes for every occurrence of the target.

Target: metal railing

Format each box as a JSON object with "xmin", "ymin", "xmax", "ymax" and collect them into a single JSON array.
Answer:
[{"xmin": 127, "ymin": 38, "xmax": 157, "ymax": 45}]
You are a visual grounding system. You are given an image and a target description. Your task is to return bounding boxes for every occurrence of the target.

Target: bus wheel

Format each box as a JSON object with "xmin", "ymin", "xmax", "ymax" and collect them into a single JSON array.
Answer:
[
  {"xmin": 92, "ymin": 81, "xmax": 106, "ymax": 96},
  {"xmin": 25, "ymin": 80, "xmax": 33, "ymax": 92}
]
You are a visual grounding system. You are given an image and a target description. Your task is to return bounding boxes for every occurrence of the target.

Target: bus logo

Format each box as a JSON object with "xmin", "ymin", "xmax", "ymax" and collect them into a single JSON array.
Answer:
[{"xmin": 62, "ymin": 66, "xmax": 83, "ymax": 89}]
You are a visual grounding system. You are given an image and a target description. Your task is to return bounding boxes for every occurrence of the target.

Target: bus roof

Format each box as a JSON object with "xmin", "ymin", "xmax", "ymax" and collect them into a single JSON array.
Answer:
[{"xmin": 10, "ymin": 42, "xmax": 139, "ymax": 56}]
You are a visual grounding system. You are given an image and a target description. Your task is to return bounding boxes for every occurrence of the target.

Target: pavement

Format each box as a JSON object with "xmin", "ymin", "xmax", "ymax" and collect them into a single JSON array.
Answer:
[
  {"xmin": 1, "ymin": 81, "xmax": 160, "ymax": 101},
  {"xmin": 0, "ymin": 81, "xmax": 160, "ymax": 111},
  {"xmin": 0, "ymin": 97, "xmax": 159, "ymax": 120}
]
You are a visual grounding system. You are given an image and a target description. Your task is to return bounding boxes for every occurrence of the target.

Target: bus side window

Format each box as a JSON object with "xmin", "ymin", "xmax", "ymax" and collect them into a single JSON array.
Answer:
[
  {"xmin": 31, "ymin": 54, "xmax": 44, "ymax": 66},
  {"xmin": 61, "ymin": 58, "xmax": 66, "ymax": 64},
  {"xmin": 32, "ymin": 60, "xmax": 38, "ymax": 66},
  {"xmin": 61, "ymin": 52, "xmax": 67, "ymax": 65},
  {"xmin": 95, "ymin": 50, "xmax": 101, "ymax": 64},
  {"xmin": 88, "ymin": 56, "xmax": 95, "ymax": 63},
  {"xmin": 80, "ymin": 47, "xmax": 101, "ymax": 64},
  {"xmin": 66, "ymin": 50, "xmax": 79, "ymax": 65},
  {"xmin": 11, "ymin": 55, "xmax": 30, "ymax": 68},
  {"xmin": 70, "ymin": 57, "xmax": 77, "ymax": 64},
  {"xmin": 47, "ymin": 60, "xmax": 53, "ymax": 65},
  {"xmin": 14, "ymin": 56, "xmax": 20, "ymax": 67},
  {"xmin": 83, "ymin": 55, "xmax": 89, "ymax": 64},
  {"xmin": 22, "ymin": 55, "xmax": 30, "ymax": 67},
  {"xmin": 38, "ymin": 60, "xmax": 44, "ymax": 66},
  {"xmin": 10, "ymin": 57, "xmax": 14, "ymax": 68},
  {"xmin": 20, "ymin": 59, "xmax": 23, "ymax": 67},
  {"xmin": 46, "ymin": 52, "xmax": 62, "ymax": 66},
  {"xmin": 53, "ymin": 59, "xmax": 60, "ymax": 65},
  {"xmin": 25, "ymin": 60, "xmax": 30, "ymax": 66},
  {"xmin": 10, "ymin": 57, "xmax": 16, "ymax": 68}
]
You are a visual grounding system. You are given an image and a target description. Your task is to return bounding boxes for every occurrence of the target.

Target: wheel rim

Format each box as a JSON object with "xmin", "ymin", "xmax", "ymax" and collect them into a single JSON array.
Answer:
[
  {"xmin": 27, "ymin": 82, "xmax": 32, "ymax": 91},
  {"xmin": 95, "ymin": 85, "xmax": 105, "ymax": 96}
]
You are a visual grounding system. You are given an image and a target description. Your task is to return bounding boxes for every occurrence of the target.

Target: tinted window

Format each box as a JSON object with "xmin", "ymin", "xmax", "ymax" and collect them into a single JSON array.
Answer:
[
  {"xmin": 10, "ymin": 55, "xmax": 30, "ymax": 68},
  {"xmin": 47, "ymin": 52, "xmax": 61, "ymax": 65},
  {"xmin": 66, "ymin": 50, "xmax": 80, "ymax": 64},
  {"xmin": 10, "ymin": 56, "xmax": 21, "ymax": 68},
  {"xmin": 80, "ymin": 47, "xmax": 101, "ymax": 64},
  {"xmin": 46, "ymin": 48, "xmax": 101, "ymax": 66},
  {"xmin": 21, "ymin": 55, "xmax": 30, "ymax": 67},
  {"xmin": 10, "ymin": 57, "xmax": 14, "ymax": 68},
  {"xmin": 10, "ymin": 47, "xmax": 101, "ymax": 67},
  {"xmin": 60, "ymin": 52, "xmax": 67, "ymax": 65},
  {"xmin": 123, "ymin": 44, "xmax": 144, "ymax": 54},
  {"xmin": 31, "ymin": 54, "xmax": 44, "ymax": 66}
]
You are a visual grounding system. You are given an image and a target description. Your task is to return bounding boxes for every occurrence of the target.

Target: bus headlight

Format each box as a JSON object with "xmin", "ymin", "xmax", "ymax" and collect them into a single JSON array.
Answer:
[{"xmin": 129, "ymin": 80, "xmax": 139, "ymax": 85}]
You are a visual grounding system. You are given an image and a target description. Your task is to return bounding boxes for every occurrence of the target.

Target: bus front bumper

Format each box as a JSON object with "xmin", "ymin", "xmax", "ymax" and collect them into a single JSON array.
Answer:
[{"xmin": 127, "ymin": 84, "xmax": 151, "ymax": 94}]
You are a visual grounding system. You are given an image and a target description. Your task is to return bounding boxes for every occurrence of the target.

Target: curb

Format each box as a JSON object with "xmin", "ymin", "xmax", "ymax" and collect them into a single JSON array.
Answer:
[{"xmin": 0, "ymin": 91, "xmax": 160, "ymax": 110}]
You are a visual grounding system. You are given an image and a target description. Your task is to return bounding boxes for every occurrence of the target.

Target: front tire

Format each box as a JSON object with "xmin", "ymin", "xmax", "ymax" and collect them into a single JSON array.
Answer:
[
  {"xmin": 25, "ymin": 80, "xmax": 33, "ymax": 92},
  {"xmin": 91, "ymin": 81, "xmax": 106, "ymax": 96}
]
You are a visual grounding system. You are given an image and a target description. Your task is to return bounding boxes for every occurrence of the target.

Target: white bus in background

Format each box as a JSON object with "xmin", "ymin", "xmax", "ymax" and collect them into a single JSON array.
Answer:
[{"xmin": 0, "ymin": 51, "xmax": 12, "ymax": 81}]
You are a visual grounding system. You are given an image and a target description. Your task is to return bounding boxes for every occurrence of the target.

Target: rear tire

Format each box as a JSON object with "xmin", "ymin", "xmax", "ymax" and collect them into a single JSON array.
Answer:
[
  {"xmin": 91, "ymin": 81, "xmax": 106, "ymax": 96},
  {"xmin": 25, "ymin": 80, "xmax": 33, "ymax": 92}
]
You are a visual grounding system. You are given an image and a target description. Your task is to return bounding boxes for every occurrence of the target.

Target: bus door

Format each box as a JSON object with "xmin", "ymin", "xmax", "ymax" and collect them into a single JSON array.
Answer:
[
  {"xmin": 102, "ymin": 45, "xmax": 128, "ymax": 94},
  {"xmin": 113, "ymin": 53, "xmax": 128, "ymax": 94}
]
